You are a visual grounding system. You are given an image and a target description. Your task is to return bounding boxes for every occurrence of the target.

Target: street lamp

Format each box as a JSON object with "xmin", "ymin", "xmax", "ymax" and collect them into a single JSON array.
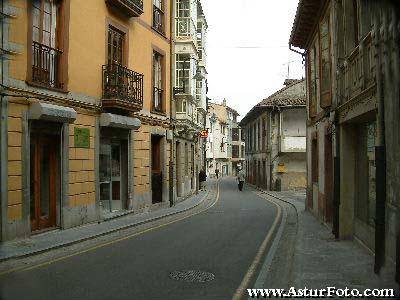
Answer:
[{"xmin": 173, "ymin": 57, "xmax": 205, "ymax": 95}]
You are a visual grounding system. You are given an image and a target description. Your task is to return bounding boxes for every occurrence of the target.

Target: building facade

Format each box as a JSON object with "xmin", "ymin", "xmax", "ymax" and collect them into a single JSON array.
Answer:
[
  {"xmin": 0, "ymin": 0, "xmax": 173, "ymax": 241},
  {"xmin": 206, "ymin": 100, "xmax": 243, "ymax": 177},
  {"xmin": 290, "ymin": 0, "xmax": 400, "ymax": 280},
  {"xmin": 240, "ymin": 79, "xmax": 307, "ymax": 191},
  {"xmin": 172, "ymin": 0, "xmax": 208, "ymax": 201}
]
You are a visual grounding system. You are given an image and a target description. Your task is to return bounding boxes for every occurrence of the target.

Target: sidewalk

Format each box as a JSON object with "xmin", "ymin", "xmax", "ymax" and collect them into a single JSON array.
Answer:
[
  {"xmin": 260, "ymin": 189, "xmax": 398, "ymax": 292},
  {"xmin": 0, "ymin": 180, "xmax": 216, "ymax": 262}
]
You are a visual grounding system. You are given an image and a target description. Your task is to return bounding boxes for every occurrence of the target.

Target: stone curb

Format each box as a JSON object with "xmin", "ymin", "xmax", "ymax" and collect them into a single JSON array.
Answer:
[{"xmin": 0, "ymin": 182, "xmax": 217, "ymax": 262}]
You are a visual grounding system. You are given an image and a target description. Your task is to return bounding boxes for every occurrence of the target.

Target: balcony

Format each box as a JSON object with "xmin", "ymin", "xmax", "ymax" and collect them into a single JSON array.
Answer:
[
  {"xmin": 279, "ymin": 136, "xmax": 306, "ymax": 153},
  {"xmin": 342, "ymin": 32, "xmax": 375, "ymax": 102},
  {"xmin": 31, "ymin": 41, "xmax": 63, "ymax": 90},
  {"xmin": 102, "ymin": 63, "xmax": 144, "ymax": 113},
  {"xmin": 175, "ymin": 17, "xmax": 196, "ymax": 40},
  {"xmin": 105, "ymin": 0, "xmax": 143, "ymax": 18}
]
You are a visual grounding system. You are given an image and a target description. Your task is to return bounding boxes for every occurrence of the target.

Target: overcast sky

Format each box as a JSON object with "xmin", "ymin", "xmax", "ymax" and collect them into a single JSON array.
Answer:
[{"xmin": 201, "ymin": 0, "xmax": 304, "ymax": 119}]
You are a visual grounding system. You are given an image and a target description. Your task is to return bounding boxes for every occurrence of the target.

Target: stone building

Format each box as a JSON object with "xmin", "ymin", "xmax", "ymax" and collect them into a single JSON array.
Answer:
[
  {"xmin": 172, "ymin": 0, "xmax": 208, "ymax": 201},
  {"xmin": 240, "ymin": 79, "xmax": 307, "ymax": 191},
  {"xmin": 0, "ymin": 0, "xmax": 173, "ymax": 241},
  {"xmin": 206, "ymin": 100, "xmax": 243, "ymax": 177},
  {"xmin": 290, "ymin": 0, "xmax": 400, "ymax": 280}
]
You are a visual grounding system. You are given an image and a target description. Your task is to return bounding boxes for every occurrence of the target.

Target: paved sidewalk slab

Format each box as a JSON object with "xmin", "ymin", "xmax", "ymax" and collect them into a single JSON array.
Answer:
[
  {"xmin": 259, "ymin": 189, "xmax": 397, "ymax": 293},
  {"xmin": 0, "ymin": 181, "xmax": 215, "ymax": 262}
]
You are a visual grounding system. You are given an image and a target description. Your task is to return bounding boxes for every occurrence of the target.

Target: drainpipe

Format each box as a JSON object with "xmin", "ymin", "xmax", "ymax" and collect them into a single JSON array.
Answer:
[
  {"xmin": 0, "ymin": 0, "xmax": 7, "ymax": 241},
  {"xmin": 169, "ymin": 0, "xmax": 175, "ymax": 207},
  {"xmin": 332, "ymin": 112, "xmax": 340, "ymax": 239},
  {"xmin": 392, "ymin": 6, "xmax": 400, "ymax": 285},
  {"xmin": 373, "ymin": 7, "xmax": 387, "ymax": 275}
]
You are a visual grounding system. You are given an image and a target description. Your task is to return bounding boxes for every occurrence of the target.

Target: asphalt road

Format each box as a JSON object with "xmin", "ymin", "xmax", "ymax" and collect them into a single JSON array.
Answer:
[{"xmin": 0, "ymin": 178, "xmax": 278, "ymax": 300}]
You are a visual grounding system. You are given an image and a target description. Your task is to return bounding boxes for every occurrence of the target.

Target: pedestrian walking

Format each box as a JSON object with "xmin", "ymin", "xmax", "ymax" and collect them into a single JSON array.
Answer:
[
  {"xmin": 237, "ymin": 166, "xmax": 245, "ymax": 191},
  {"xmin": 215, "ymin": 168, "xmax": 219, "ymax": 179},
  {"xmin": 199, "ymin": 169, "xmax": 207, "ymax": 191}
]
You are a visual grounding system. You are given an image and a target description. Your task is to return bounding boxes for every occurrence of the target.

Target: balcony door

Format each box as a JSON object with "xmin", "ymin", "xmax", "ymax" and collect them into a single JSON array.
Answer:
[
  {"xmin": 31, "ymin": 0, "xmax": 62, "ymax": 88},
  {"xmin": 30, "ymin": 134, "xmax": 59, "ymax": 232},
  {"xmin": 108, "ymin": 26, "xmax": 125, "ymax": 66},
  {"xmin": 151, "ymin": 135, "xmax": 163, "ymax": 204}
]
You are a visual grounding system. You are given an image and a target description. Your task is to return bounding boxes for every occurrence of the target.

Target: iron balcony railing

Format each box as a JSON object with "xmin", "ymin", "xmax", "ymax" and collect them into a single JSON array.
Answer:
[
  {"xmin": 153, "ymin": 5, "xmax": 164, "ymax": 34},
  {"xmin": 102, "ymin": 63, "xmax": 144, "ymax": 108},
  {"xmin": 152, "ymin": 86, "xmax": 163, "ymax": 112},
  {"xmin": 32, "ymin": 41, "xmax": 63, "ymax": 89},
  {"xmin": 105, "ymin": 0, "xmax": 143, "ymax": 17}
]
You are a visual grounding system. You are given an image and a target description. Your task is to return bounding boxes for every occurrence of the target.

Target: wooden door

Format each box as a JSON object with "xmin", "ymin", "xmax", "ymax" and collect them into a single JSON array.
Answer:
[
  {"xmin": 151, "ymin": 136, "xmax": 163, "ymax": 204},
  {"xmin": 30, "ymin": 136, "xmax": 58, "ymax": 232}
]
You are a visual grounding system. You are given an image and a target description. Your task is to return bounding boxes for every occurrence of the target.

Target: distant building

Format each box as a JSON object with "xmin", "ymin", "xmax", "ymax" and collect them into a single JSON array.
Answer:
[
  {"xmin": 240, "ymin": 79, "xmax": 307, "ymax": 191},
  {"xmin": 206, "ymin": 100, "xmax": 244, "ymax": 177}
]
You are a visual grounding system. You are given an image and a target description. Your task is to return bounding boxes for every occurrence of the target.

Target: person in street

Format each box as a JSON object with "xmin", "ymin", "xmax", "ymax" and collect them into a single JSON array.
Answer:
[
  {"xmin": 215, "ymin": 168, "xmax": 219, "ymax": 179},
  {"xmin": 199, "ymin": 169, "xmax": 207, "ymax": 191},
  {"xmin": 237, "ymin": 166, "xmax": 245, "ymax": 191}
]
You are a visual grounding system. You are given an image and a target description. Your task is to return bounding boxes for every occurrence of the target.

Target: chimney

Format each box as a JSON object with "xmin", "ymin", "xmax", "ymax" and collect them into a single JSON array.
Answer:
[{"xmin": 283, "ymin": 79, "xmax": 298, "ymax": 86}]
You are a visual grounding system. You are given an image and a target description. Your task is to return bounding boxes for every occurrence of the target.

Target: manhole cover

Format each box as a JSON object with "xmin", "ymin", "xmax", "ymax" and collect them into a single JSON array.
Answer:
[{"xmin": 169, "ymin": 270, "xmax": 215, "ymax": 283}]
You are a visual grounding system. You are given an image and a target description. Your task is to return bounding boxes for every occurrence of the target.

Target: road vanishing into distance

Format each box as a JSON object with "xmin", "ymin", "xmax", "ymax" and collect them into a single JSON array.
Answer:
[{"xmin": 0, "ymin": 178, "xmax": 278, "ymax": 300}]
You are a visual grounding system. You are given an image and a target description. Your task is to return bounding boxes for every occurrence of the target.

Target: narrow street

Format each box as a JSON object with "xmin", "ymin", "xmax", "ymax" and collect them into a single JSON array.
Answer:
[{"xmin": 0, "ymin": 178, "xmax": 278, "ymax": 300}]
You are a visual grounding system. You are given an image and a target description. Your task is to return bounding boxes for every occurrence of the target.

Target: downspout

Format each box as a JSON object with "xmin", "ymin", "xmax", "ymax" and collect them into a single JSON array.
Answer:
[
  {"xmin": 373, "ymin": 6, "xmax": 386, "ymax": 275},
  {"xmin": 0, "ymin": 0, "xmax": 8, "ymax": 241},
  {"xmin": 332, "ymin": 112, "xmax": 340, "ymax": 239},
  {"xmin": 332, "ymin": 0, "xmax": 340, "ymax": 240},
  {"xmin": 169, "ymin": 0, "xmax": 175, "ymax": 207},
  {"xmin": 392, "ymin": 6, "xmax": 400, "ymax": 285}
]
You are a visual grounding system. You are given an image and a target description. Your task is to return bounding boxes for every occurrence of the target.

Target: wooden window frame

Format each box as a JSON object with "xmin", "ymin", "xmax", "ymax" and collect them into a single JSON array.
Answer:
[
  {"xmin": 151, "ymin": 45, "xmax": 166, "ymax": 114},
  {"xmin": 27, "ymin": 0, "xmax": 70, "ymax": 93},
  {"xmin": 318, "ymin": 9, "xmax": 332, "ymax": 108},
  {"xmin": 152, "ymin": 0, "xmax": 166, "ymax": 36},
  {"xmin": 105, "ymin": 19, "xmax": 129, "ymax": 67}
]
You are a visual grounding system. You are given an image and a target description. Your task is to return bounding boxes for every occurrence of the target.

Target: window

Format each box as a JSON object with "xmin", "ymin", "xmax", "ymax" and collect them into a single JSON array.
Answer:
[
  {"xmin": 108, "ymin": 26, "xmax": 125, "ymax": 66},
  {"xmin": 232, "ymin": 128, "xmax": 239, "ymax": 141},
  {"xmin": 176, "ymin": 54, "xmax": 190, "ymax": 91},
  {"xmin": 153, "ymin": 51, "xmax": 163, "ymax": 112},
  {"xmin": 176, "ymin": 0, "xmax": 191, "ymax": 37},
  {"xmin": 153, "ymin": 0, "xmax": 164, "ymax": 34},
  {"xmin": 196, "ymin": 79, "xmax": 202, "ymax": 103},
  {"xmin": 30, "ymin": 0, "xmax": 63, "ymax": 89},
  {"xmin": 308, "ymin": 45, "xmax": 318, "ymax": 117},
  {"xmin": 232, "ymin": 145, "xmax": 239, "ymax": 158},
  {"xmin": 319, "ymin": 11, "xmax": 332, "ymax": 107}
]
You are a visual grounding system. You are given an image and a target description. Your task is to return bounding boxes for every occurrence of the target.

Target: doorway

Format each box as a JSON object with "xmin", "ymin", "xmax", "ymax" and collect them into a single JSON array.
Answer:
[
  {"xmin": 151, "ymin": 135, "xmax": 163, "ymax": 204},
  {"xmin": 30, "ymin": 129, "xmax": 60, "ymax": 232},
  {"xmin": 99, "ymin": 138, "xmax": 128, "ymax": 214}
]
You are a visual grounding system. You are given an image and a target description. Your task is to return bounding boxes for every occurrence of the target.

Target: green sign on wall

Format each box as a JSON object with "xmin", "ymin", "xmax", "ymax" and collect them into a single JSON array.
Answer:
[{"xmin": 74, "ymin": 127, "xmax": 90, "ymax": 148}]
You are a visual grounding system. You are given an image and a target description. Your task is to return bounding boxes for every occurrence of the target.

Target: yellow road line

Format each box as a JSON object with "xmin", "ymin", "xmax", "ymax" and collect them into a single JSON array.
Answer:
[
  {"xmin": 0, "ymin": 183, "xmax": 220, "ymax": 277},
  {"xmin": 232, "ymin": 191, "xmax": 282, "ymax": 300}
]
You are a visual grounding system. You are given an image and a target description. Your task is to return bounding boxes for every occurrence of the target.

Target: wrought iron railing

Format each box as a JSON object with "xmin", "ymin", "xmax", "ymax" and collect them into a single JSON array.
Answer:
[
  {"xmin": 32, "ymin": 41, "xmax": 63, "ymax": 89},
  {"xmin": 152, "ymin": 87, "xmax": 163, "ymax": 112},
  {"xmin": 106, "ymin": 0, "xmax": 143, "ymax": 17},
  {"xmin": 153, "ymin": 5, "xmax": 164, "ymax": 34},
  {"xmin": 102, "ymin": 63, "xmax": 144, "ymax": 106}
]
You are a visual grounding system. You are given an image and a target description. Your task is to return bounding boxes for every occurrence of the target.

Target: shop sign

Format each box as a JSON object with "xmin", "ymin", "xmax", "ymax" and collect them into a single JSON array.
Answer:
[
  {"xmin": 74, "ymin": 127, "xmax": 90, "ymax": 148},
  {"xmin": 200, "ymin": 130, "xmax": 209, "ymax": 138}
]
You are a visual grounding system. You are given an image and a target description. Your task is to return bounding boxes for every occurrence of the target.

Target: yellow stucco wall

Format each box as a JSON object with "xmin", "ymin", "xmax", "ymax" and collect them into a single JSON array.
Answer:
[
  {"xmin": 68, "ymin": 113, "xmax": 96, "ymax": 208},
  {"xmin": 8, "ymin": 0, "xmax": 171, "ymax": 114},
  {"xmin": 7, "ymin": 101, "xmax": 27, "ymax": 221}
]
